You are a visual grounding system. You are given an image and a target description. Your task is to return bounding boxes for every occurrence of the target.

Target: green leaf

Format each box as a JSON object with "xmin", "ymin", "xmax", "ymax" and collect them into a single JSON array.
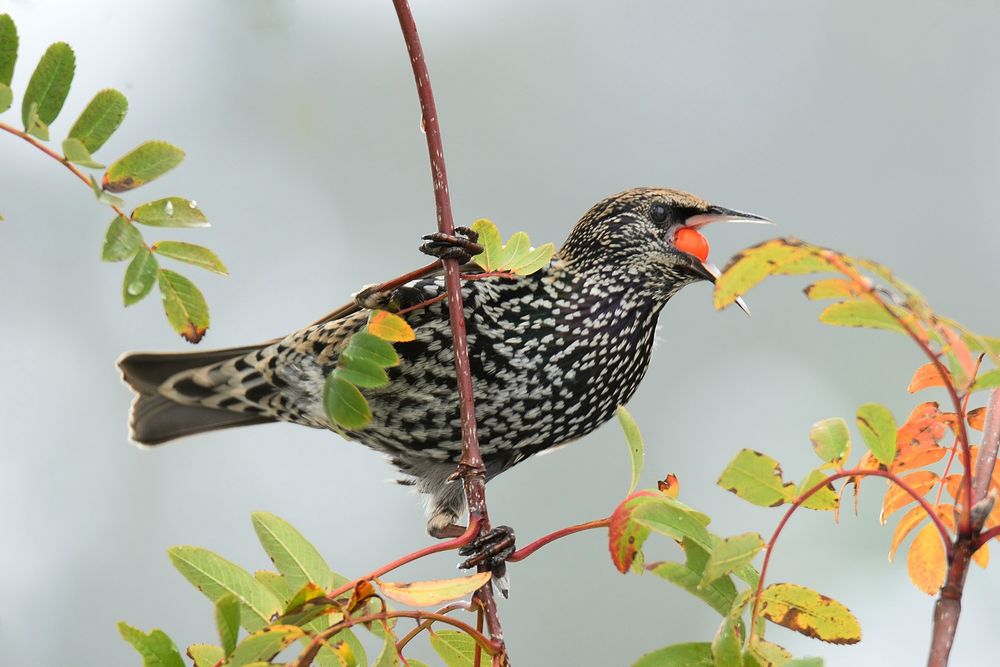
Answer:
[
  {"xmin": 324, "ymin": 374, "xmax": 372, "ymax": 429},
  {"xmin": 649, "ymin": 537, "xmax": 738, "ymax": 616},
  {"xmin": 495, "ymin": 231, "xmax": 529, "ymax": 270},
  {"xmin": 701, "ymin": 532, "xmax": 765, "ymax": 587},
  {"xmin": 803, "ymin": 277, "xmax": 853, "ymax": 301},
  {"xmin": 254, "ymin": 571, "xmax": 291, "ymax": 602},
  {"xmin": 152, "ymin": 241, "xmax": 227, "ymax": 275},
  {"xmin": 167, "ymin": 546, "xmax": 282, "ymax": 632},
  {"xmin": 333, "ymin": 361, "xmax": 389, "ymax": 388},
  {"xmin": 758, "ymin": 583, "xmax": 861, "ymax": 645},
  {"xmin": 373, "ymin": 630, "xmax": 402, "ymax": 667},
  {"xmin": 617, "ymin": 406, "xmax": 644, "ymax": 495},
  {"xmin": 714, "ymin": 239, "xmax": 822, "ymax": 309},
  {"xmin": 131, "ymin": 197, "xmax": 209, "ymax": 228},
  {"xmin": 429, "ymin": 630, "xmax": 478, "ymax": 667},
  {"xmin": 632, "ymin": 642, "xmax": 713, "ymax": 667},
  {"xmin": 186, "ymin": 644, "xmax": 224, "ymax": 667},
  {"xmin": 215, "ymin": 593, "xmax": 240, "ymax": 655},
  {"xmin": 786, "ymin": 659, "xmax": 824, "ymax": 667},
  {"xmin": 818, "ymin": 301, "xmax": 906, "ymax": 334},
  {"xmin": 712, "ymin": 614, "xmax": 742, "ymax": 667},
  {"xmin": 509, "ymin": 242, "xmax": 555, "ymax": 276},
  {"xmin": 0, "ymin": 82, "xmax": 10, "ymax": 113},
  {"xmin": 342, "ymin": 331, "xmax": 400, "ymax": 367},
  {"xmin": 809, "ymin": 418, "xmax": 850, "ymax": 465},
  {"xmin": 68, "ymin": 88, "xmax": 127, "ymax": 152},
  {"xmin": 61, "ymin": 137, "xmax": 104, "ymax": 168},
  {"xmin": 745, "ymin": 638, "xmax": 793, "ymax": 667},
  {"xmin": 797, "ymin": 469, "xmax": 839, "ymax": 511},
  {"xmin": 102, "ymin": 215, "xmax": 143, "ymax": 262},
  {"xmin": 973, "ymin": 369, "xmax": 1000, "ymax": 392},
  {"xmin": 21, "ymin": 42, "xmax": 74, "ymax": 129},
  {"xmin": 118, "ymin": 622, "xmax": 186, "ymax": 667},
  {"xmin": 228, "ymin": 625, "xmax": 304, "ymax": 667},
  {"xmin": 158, "ymin": 269, "xmax": 209, "ymax": 343},
  {"xmin": 470, "ymin": 218, "xmax": 503, "ymax": 270},
  {"xmin": 251, "ymin": 512, "xmax": 338, "ymax": 592},
  {"xmin": 104, "ymin": 140, "xmax": 185, "ymax": 192},
  {"xmin": 716, "ymin": 449, "xmax": 797, "ymax": 507},
  {"xmin": 123, "ymin": 250, "xmax": 158, "ymax": 305},
  {"xmin": 25, "ymin": 101, "xmax": 48, "ymax": 140},
  {"xmin": 0, "ymin": 14, "xmax": 17, "ymax": 86},
  {"xmin": 856, "ymin": 402, "xmax": 897, "ymax": 466}
]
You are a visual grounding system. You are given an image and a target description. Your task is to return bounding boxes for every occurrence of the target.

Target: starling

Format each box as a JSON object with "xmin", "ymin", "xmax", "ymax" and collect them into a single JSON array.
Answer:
[{"xmin": 119, "ymin": 187, "xmax": 767, "ymax": 539}]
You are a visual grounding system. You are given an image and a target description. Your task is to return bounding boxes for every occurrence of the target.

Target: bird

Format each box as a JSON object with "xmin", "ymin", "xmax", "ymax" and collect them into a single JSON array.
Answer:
[{"xmin": 119, "ymin": 187, "xmax": 768, "ymax": 551}]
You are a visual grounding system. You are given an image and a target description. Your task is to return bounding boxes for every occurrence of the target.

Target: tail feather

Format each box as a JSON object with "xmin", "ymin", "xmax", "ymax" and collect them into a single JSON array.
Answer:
[{"xmin": 118, "ymin": 345, "xmax": 277, "ymax": 446}]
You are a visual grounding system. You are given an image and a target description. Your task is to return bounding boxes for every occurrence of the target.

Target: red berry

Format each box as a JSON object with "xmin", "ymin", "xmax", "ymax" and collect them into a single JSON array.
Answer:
[{"xmin": 674, "ymin": 227, "xmax": 709, "ymax": 262}]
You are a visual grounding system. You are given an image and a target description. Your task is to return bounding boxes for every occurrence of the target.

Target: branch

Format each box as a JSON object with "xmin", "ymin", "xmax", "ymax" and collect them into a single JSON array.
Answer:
[
  {"xmin": 508, "ymin": 517, "xmax": 610, "ymax": 562},
  {"xmin": 749, "ymin": 467, "xmax": 952, "ymax": 644},
  {"xmin": 972, "ymin": 389, "xmax": 1000, "ymax": 504},
  {"xmin": 390, "ymin": 0, "xmax": 504, "ymax": 652}
]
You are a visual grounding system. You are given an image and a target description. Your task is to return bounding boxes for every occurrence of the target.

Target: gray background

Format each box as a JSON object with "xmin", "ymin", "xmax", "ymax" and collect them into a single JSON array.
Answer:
[{"xmin": 2, "ymin": 1, "xmax": 999, "ymax": 665}]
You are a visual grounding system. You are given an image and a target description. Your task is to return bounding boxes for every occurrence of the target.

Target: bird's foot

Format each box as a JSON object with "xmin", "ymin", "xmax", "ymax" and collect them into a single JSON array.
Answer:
[
  {"xmin": 459, "ymin": 525, "xmax": 516, "ymax": 598},
  {"xmin": 420, "ymin": 226, "xmax": 483, "ymax": 263},
  {"xmin": 354, "ymin": 285, "xmax": 427, "ymax": 312}
]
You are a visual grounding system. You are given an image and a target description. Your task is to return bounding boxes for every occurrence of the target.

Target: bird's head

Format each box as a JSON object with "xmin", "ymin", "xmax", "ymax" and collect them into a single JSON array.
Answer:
[{"xmin": 559, "ymin": 187, "xmax": 769, "ymax": 312}]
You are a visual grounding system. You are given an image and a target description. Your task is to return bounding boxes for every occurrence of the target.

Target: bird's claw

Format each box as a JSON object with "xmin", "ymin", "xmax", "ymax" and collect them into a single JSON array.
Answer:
[
  {"xmin": 420, "ymin": 226, "xmax": 483, "ymax": 264},
  {"xmin": 458, "ymin": 524, "xmax": 516, "ymax": 596}
]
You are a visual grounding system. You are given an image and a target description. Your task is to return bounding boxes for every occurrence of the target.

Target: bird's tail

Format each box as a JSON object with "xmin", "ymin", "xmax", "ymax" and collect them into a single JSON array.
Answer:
[{"xmin": 118, "ymin": 345, "xmax": 275, "ymax": 446}]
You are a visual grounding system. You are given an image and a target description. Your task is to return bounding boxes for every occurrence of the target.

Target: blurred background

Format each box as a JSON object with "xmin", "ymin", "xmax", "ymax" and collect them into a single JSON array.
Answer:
[{"xmin": 2, "ymin": 1, "xmax": 999, "ymax": 664}]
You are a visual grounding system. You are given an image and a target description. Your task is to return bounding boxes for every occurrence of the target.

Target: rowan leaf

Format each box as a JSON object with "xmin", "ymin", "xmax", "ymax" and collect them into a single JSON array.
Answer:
[
  {"xmin": 809, "ymin": 417, "xmax": 850, "ymax": 465},
  {"xmin": 123, "ymin": 250, "xmax": 158, "ymax": 306},
  {"xmin": 880, "ymin": 470, "xmax": 938, "ymax": 523},
  {"xmin": 714, "ymin": 238, "xmax": 825, "ymax": 309},
  {"xmin": 701, "ymin": 532, "xmax": 764, "ymax": 587},
  {"xmin": 342, "ymin": 331, "xmax": 399, "ymax": 368},
  {"xmin": 609, "ymin": 491, "xmax": 711, "ymax": 573},
  {"xmin": 132, "ymin": 197, "xmax": 209, "ymax": 228},
  {"xmin": 758, "ymin": 583, "xmax": 861, "ymax": 644},
  {"xmin": 0, "ymin": 14, "xmax": 17, "ymax": 87},
  {"xmin": 376, "ymin": 571, "xmax": 491, "ymax": 607},
  {"xmin": 908, "ymin": 363, "xmax": 950, "ymax": 394},
  {"xmin": 632, "ymin": 642, "xmax": 713, "ymax": 667},
  {"xmin": 617, "ymin": 406, "xmax": 644, "ymax": 495},
  {"xmin": 68, "ymin": 88, "xmax": 127, "ymax": 152},
  {"xmin": 118, "ymin": 623, "xmax": 186, "ymax": 667},
  {"xmin": 649, "ymin": 537, "xmax": 738, "ymax": 617},
  {"xmin": 24, "ymin": 100, "xmax": 48, "ymax": 139},
  {"xmin": 429, "ymin": 630, "xmax": 479, "ymax": 667},
  {"xmin": 658, "ymin": 474, "xmax": 680, "ymax": 498},
  {"xmin": 819, "ymin": 301, "xmax": 906, "ymax": 334},
  {"xmin": 972, "ymin": 369, "xmax": 1000, "ymax": 392},
  {"xmin": 215, "ymin": 593, "xmax": 240, "ymax": 655},
  {"xmin": 372, "ymin": 629, "xmax": 402, "ymax": 667},
  {"xmin": 717, "ymin": 449, "xmax": 797, "ymax": 507},
  {"xmin": 332, "ymin": 361, "xmax": 389, "ymax": 388},
  {"xmin": 890, "ymin": 443, "xmax": 947, "ymax": 474},
  {"xmin": 251, "ymin": 512, "xmax": 338, "ymax": 593},
  {"xmin": 797, "ymin": 469, "xmax": 839, "ymax": 511},
  {"xmin": 62, "ymin": 137, "xmax": 104, "ymax": 168},
  {"xmin": 102, "ymin": 215, "xmax": 143, "ymax": 262},
  {"xmin": 158, "ymin": 269, "xmax": 209, "ymax": 343},
  {"xmin": 509, "ymin": 242, "xmax": 555, "ymax": 275},
  {"xmin": 368, "ymin": 310, "xmax": 415, "ymax": 342},
  {"xmin": 967, "ymin": 407, "xmax": 986, "ymax": 431},
  {"xmin": 745, "ymin": 638, "xmax": 794, "ymax": 667},
  {"xmin": 889, "ymin": 505, "xmax": 932, "ymax": 563},
  {"xmin": 495, "ymin": 230, "xmax": 529, "ymax": 269},
  {"xmin": 89, "ymin": 172, "xmax": 125, "ymax": 206},
  {"xmin": 803, "ymin": 277, "xmax": 854, "ymax": 300},
  {"xmin": 167, "ymin": 546, "xmax": 282, "ymax": 632},
  {"xmin": 470, "ymin": 218, "xmax": 502, "ymax": 270},
  {"xmin": 0, "ymin": 82, "xmax": 10, "ymax": 113},
  {"xmin": 152, "ymin": 241, "xmax": 227, "ymax": 275},
  {"xmin": 186, "ymin": 644, "xmax": 224, "ymax": 667},
  {"xmin": 907, "ymin": 522, "xmax": 946, "ymax": 595},
  {"xmin": 21, "ymin": 42, "xmax": 74, "ymax": 129},
  {"xmin": 856, "ymin": 403, "xmax": 897, "ymax": 465},
  {"xmin": 104, "ymin": 140, "xmax": 185, "ymax": 192},
  {"xmin": 228, "ymin": 625, "xmax": 304, "ymax": 667},
  {"xmin": 712, "ymin": 613, "xmax": 742, "ymax": 667},
  {"xmin": 324, "ymin": 375, "xmax": 372, "ymax": 430}
]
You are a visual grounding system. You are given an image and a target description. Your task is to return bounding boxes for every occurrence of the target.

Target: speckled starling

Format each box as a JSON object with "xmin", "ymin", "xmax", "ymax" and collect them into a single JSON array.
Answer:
[{"xmin": 119, "ymin": 187, "xmax": 767, "ymax": 537}]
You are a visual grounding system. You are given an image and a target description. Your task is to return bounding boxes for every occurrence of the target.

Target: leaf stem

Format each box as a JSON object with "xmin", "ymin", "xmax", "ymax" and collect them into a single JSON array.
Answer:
[
  {"xmin": 507, "ymin": 517, "xmax": 611, "ymax": 562},
  {"xmin": 391, "ymin": 0, "xmax": 505, "ymax": 652},
  {"xmin": 749, "ymin": 467, "xmax": 952, "ymax": 645}
]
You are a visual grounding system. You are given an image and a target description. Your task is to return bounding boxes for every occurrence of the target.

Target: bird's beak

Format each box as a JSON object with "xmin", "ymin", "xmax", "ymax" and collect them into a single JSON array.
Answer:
[{"xmin": 681, "ymin": 205, "xmax": 774, "ymax": 317}]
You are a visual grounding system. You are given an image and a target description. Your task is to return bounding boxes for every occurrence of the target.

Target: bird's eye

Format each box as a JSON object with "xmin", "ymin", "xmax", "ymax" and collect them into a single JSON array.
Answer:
[{"xmin": 650, "ymin": 203, "xmax": 669, "ymax": 223}]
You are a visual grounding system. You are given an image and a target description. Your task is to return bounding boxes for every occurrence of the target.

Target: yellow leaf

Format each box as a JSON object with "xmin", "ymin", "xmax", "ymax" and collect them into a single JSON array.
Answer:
[
  {"xmin": 368, "ymin": 310, "xmax": 415, "ymax": 342},
  {"xmin": 470, "ymin": 218, "xmax": 502, "ymax": 270},
  {"xmin": 376, "ymin": 571, "xmax": 491, "ymax": 607},
  {"xmin": 880, "ymin": 471, "xmax": 938, "ymax": 524},
  {"xmin": 973, "ymin": 542, "xmax": 989, "ymax": 569},
  {"xmin": 758, "ymin": 582, "xmax": 861, "ymax": 645},
  {"xmin": 889, "ymin": 505, "xmax": 930, "ymax": 563},
  {"xmin": 907, "ymin": 522, "xmax": 946, "ymax": 595}
]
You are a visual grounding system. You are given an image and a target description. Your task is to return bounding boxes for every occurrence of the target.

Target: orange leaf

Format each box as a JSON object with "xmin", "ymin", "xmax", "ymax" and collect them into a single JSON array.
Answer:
[
  {"xmin": 368, "ymin": 310, "xmax": 416, "ymax": 342},
  {"xmin": 943, "ymin": 474, "xmax": 967, "ymax": 503},
  {"xmin": 889, "ymin": 505, "xmax": 930, "ymax": 562},
  {"xmin": 880, "ymin": 470, "xmax": 938, "ymax": 524},
  {"xmin": 967, "ymin": 407, "xmax": 986, "ymax": 431},
  {"xmin": 838, "ymin": 451, "xmax": 881, "ymax": 520},
  {"xmin": 908, "ymin": 363, "xmax": 951, "ymax": 393},
  {"xmin": 973, "ymin": 542, "xmax": 990, "ymax": 568},
  {"xmin": 890, "ymin": 443, "xmax": 947, "ymax": 474},
  {"xmin": 346, "ymin": 580, "xmax": 376, "ymax": 613},
  {"xmin": 657, "ymin": 474, "xmax": 680, "ymax": 498},
  {"xmin": 908, "ymin": 522, "xmax": 947, "ymax": 594},
  {"xmin": 376, "ymin": 571, "xmax": 491, "ymax": 607},
  {"xmin": 896, "ymin": 402, "xmax": 947, "ymax": 451}
]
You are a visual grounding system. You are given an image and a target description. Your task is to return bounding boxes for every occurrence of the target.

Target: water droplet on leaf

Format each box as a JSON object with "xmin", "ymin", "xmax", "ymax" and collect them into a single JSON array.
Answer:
[
  {"xmin": 127, "ymin": 281, "xmax": 144, "ymax": 295},
  {"xmin": 165, "ymin": 200, "xmax": 174, "ymax": 216}
]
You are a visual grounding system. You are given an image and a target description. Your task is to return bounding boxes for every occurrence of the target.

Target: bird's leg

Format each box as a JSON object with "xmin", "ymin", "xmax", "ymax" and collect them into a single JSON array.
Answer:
[
  {"xmin": 458, "ymin": 525, "xmax": 516, "ymax": 597},
  {"xmin": 419, "ymin": 226, "xmax": 483, "ymax": 264},
  {"xmin": 354, "ymin": 285, "xmax": 427, "ymax": 312}
]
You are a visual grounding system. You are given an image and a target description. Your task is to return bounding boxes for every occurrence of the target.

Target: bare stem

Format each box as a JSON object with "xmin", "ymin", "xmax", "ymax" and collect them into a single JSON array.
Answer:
[
  {"xmin": 508, "ymin": 517, "xmax": 611, "ymax": 562},
  {"xmin": 390, "ymin": 0, "xmax": 504, "ymax": 652}
]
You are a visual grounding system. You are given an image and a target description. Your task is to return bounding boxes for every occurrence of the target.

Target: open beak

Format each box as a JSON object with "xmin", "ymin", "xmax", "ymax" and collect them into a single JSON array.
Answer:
[{"xmin": 681, "ymin": 205, "xmax": 774, "ymax": 317}]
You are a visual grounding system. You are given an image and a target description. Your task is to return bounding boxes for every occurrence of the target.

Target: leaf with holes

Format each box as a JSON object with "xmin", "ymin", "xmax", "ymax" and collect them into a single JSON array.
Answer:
[
  {"xmin": 68, "ymin": 88, "xmax": 127, "ymax": 152},
  {"xmin": 368, "ymin": 310, "xmax": 415, "ymax": 342},
  {"xmin": 21, "ymin": 42, "xmax": 74, "ymax": 129},
  {"xmin": 132, "ymin": 197, "xmax": 209, "ymax": 228},
  {"xmin": 158, "ymin": 269, "xmax": 209, "ymax": 343},
  {"xmin": 617, "ymin": 406, "xmax": 644, "ymax": 495},
  {"xmin": 717, "ymin": 449, "xmax": 797, "ymax": 507},
  {"xmin": 123, "ymin": 250, "xmax": 158, "ymax": 306},
  {"xmin": 857, "ymin": 402, "xmax": 897, "ymax": 465},
  {"xmin": 376, "ymin": 571, "xmax": 491, "ymax": 607},
  {"xmin": 152, "ymin": 241, "xmax": 227, "ymax": 275},
  {"xmin": 118, "ymin": 622, "xmax": 185, "ymax": 667},
  {"xmin": 810, "ymin": 417, "xmax": 850, "ymax": 466},
  {"xmin": 758, "ymin": 583, "xmax": 861, "ymax": 645},
  {"xmin": 104, "ymin": 140, "xmax": 185, "ymax": 192},
  {"xmin": 102, "ymin": 215, "xmax": 143, "ymax": 262},
  {"xmin": 324, "ymin": 375, "xmax": 372, "ymax": 430}
]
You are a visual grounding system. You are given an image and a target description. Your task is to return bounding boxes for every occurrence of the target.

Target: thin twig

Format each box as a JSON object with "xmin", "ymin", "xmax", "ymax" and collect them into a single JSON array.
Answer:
[
  {"xmin": 507, "ymin": 517, "xmax": 611, "ymax": 562},
  {"xmin": 395, "ymin": 600, "xmax": 479, "ymax": 654},
  {"xmin": 390, "ymin": 0, "xmax": 505, "ymax": 652}
]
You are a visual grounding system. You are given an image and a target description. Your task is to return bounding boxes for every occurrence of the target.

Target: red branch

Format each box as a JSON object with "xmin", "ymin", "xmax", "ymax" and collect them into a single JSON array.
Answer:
[
  {"xmin": 749, "ymin": 467, "xmax": 952, "ymax": 644},
  {"xmin": 508, "ymin": 517, "xmax": 611, "ymax": 562},
  {"xmin": 390, "ymin": 0, "xmax": 505, "ymax": 654}
]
